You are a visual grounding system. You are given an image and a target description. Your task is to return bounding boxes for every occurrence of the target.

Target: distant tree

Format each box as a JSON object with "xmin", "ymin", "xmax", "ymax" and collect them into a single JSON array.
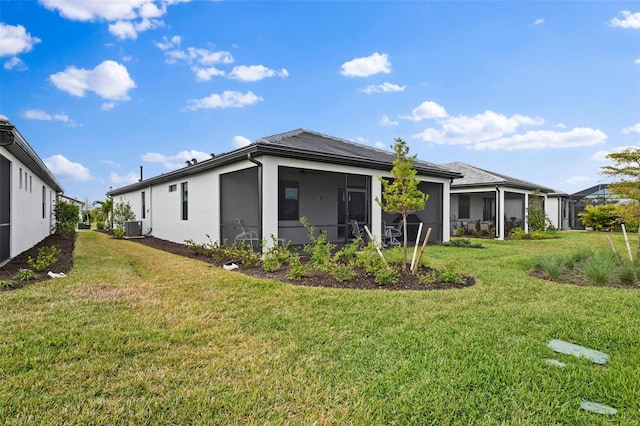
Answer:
[
  {"xmin": 600, "ymin": 147, "xmax": 640, "ymax": 253},
  {"xmin": 95, "ymin": 198, "xmax": 113, "ymax": 228},
  {"xmin": 527, "ymin": 192, "xmax": 554, "ymax": 231},
  {"xmin": 54, "ymin": 200, "xmax": 79, "ymax": 235},
  {"xmin": 376, "ymin": 138, "xmax": 428, "ymax": 272}
]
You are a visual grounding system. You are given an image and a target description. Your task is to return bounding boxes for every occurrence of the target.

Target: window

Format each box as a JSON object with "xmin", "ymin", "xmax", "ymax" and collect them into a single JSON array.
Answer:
[
  {"xmin": 181, "ymin": 182, "xmax": 188, "ymax": 220},
  {"xmin": 24, "ymin": 171, "xmax": 27, "ymax": 191},
  {"xmin": 458, "ymin": 195, "xmax": 470, "ymax": 219},
  {"xmin": 19, "ymin": 168, "xmax": 22, "ymax": 189},
  {"xmin": 141, "ymin": 191, "xmax": 146, "ymax": 219},
  {"xmin": 278, "ymin": 181, "xmax": 299, "ymax": 220},
  {"xmin": 42, "ymin": 186, "xmax": 46, "ymax": 218},
  {"xmin": 29, "ymin": 175, "xmax": 32, "ymax": 193},
  {"xmin": 169, "ymin": 184, "xmax": 177, "ymax": 192}
]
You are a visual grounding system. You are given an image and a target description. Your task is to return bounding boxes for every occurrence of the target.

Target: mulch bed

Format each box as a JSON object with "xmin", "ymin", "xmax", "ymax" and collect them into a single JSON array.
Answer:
[
  {"xmin": 0, "ymin": 232, "xmax": 476, "ymax": 291},
  {"xmin": 0, "ymin": 232, "xmax": 76, "ymax": 290},
  {"xmin": 129, "ymin": 236, "xmax": 475, "ymax": 291}
]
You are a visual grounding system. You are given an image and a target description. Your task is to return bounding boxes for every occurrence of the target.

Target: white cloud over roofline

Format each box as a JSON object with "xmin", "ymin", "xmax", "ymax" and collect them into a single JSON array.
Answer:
[
  {"xmin": 400, "ymin": 101, "xmax": 448, "ymax": 121},
  {"xmin": 232, "ymin": 136, "xmax": 252, "ymax": 148},
  {"xmin": 185, "ymin": 91, "xmax": 262, "ymax": 110},
  {"xmin": 44, "ymin": 154, "xmax": 91, "ymax": 181},
  {"xmin": 142, "ymin": 149, "xmax": 210, "ymax": 169},
  {"xmin": 23, "ymin": 109, "xmax": 78, "ymax": 126},
  {"xmin": 472, "ymin": 127, "xmax": 606, "ymax": 150},
  {"xmin": 340, "ymin": 52, "xmax": 391, "ymax": 77}
]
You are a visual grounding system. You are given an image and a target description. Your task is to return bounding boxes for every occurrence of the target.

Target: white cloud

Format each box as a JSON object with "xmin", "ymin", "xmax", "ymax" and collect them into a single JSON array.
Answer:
[
  {"xmin": 610, "ymin": 11, "xmax": 640, "ymax": 29},
  {"xmin": 101, "ymin": 102, "xmax": 116, "ymax": 111},
  {"xmin": 636, "ymin": 58, "xmax": 640, "ymax": 64},
  {"xmin": 50, "ymin": 60, "xmax": 136, "ymax": 101},
  {"xmin": 555, "ymin": 122, "xmax": 567, "ymax": 129},
  {"xmin": 374, "ymin": 141, "xmax": 386, "ymax": 149},
  {"xmin": 142, "ymin": 149, "xmax": 210, "ymax": 169},
  {"xmin": 232, "ymin": 136, "xmax": 252, "ymax": 148},
  {"xmin": 340, "ymin": 52, "xmax": 391, "ymax": 77},
  {"xmin": 3, "ymin": 57, "xmax": 26, "ymax": 71},
  {"xmin": 109, "ymin": 18, "xmax": 163, "ymax": 40},
  {"xmin": 185, "ymin": 90, "xmax": 262, "ymax": 111},
  {"xmin": 353, "ymin": 137, "xmax": 368, "ymax": 143},
  {"xmin": 534, "ymin": 18, "xmax": 544, "ymax": 25},
  {"xmin": 44, "ymin": 154, "xmax": 91, "ymax": 181},
  {"xmin": 623, "ymin": 123, "xmax": 640, "ymax": 134},
  {"xmin": 155, "ymin": 35, "xmax": 181, "ymax": 51},
  {"xmin": 400, "ymin": 101, "xmax": 448, "ymax": 121},
  {"xmin": 110, "ymin": 171, "xmax": 139, "ymax": 186},
  {"xmin": 228, "ymin": 65, "xmax": 288, "ymax": 82},
  {"xmin": 0, "ymin": 23, "xmax": 41, "ymax": 57},
  {"xmin": 593, "ymin": 146, "xmax": 637, "ymax": 161},
  {"xmin": 413, "ymin": 110, "xmax": 543, "ymax": 144},
  {"xmin": 39, "ymin": 0, "xmax": 185, "ymax": 39},
  {"xmin": 472, "ymin": 127, "xmax": 607, "ymax": 151},
  {"xmin": 192, "ymin": 66, "xmax": 225, "ymax": 82},
  {"xmin": 23, "ymin": 109, "xmax": 77, "ymax": 126},
  {"xmin": 163, "ymin": 46, "xmax": 233, "ymax": 65},
  {"xmin": 360, "ymin": 82, "xmax": 405, "ymax": 94},
  {"xmin": 380, "ymin": 115, "xmax": 399, "ymax": 126},
  {"xmin": 566, "ymin": 176, "xmax": 591, "ymax": 185}
]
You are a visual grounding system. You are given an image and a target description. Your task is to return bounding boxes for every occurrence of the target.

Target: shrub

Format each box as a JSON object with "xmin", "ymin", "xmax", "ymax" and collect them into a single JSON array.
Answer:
[
  {"xmin": 0, "ymin": 280, "xmax": 15, "ymax": 290},
  {"xmin": 373, "ymin": 264, "xmax": 399, "ymax": 285},
  {"xmin": 112, "ymin": 202, "xmax": 136, "ymax": 231},
  {"xmin": 287, "ymin": 255, "xmax": 307, "ymax": 281},
  {"xmin": 510, "ymin": 227, "xmax": 527, "ymax": 240},
  {"xmin": 15, "ymin": 269, "xmax": 36, "ymax": 282},
  {"xmin": 113, "ymin": 229, "xmax": 125, "ymax": 239},
  {"xmin": 578, "ymin": 204, "xmax": 620, "ymax": 231},
  {"xmin": 54, "ymin": 200, "xmax": 79, "ymax": 235},
  {"xmin": 27, "ymin": 245, "xmax": 61, "ymax": 272},
  {"xmin": 455, "ymin": 227, "xmax": 466, "ymax": 237},
  {"xmin": 530, "ymin": 229, "xmax": 557, "ymax": 240},
  {"xmin": 437, "ymin": 269, "xmax": 465, "ymax": 285},
  {"xmin": 441, "ymin": 239, "xmax": 484, "ymax": 249},
  {"xmin": 96, "ymin": 221, "xmax": 106, "ymax": 230},
  {"xmin": 329, "ymin": 263, "xmax": 355, "ymax": 282}
]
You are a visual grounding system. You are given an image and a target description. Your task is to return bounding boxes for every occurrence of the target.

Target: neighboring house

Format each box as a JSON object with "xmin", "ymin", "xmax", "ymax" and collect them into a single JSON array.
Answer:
[
  {"xmin": 59, "ymin": 195, "xmax": 86, "ymax": 222},
  {"xmin": 108, "ymin": 129, "xmax": 462, "ymax": 249},
  {"xmin": 546, "ymin": 191, "xmax": 572, "ymax": 231},
  {"xmin": 569, "ymin": 184, "xmax": 618, "ymax": 230},
  {"xmin": 441, "ymin": 162, "xmax": 556, "ymax": 240},
  {"xmin": 0, "ymin": 115, "xmax": 64, "ymax": 266}
]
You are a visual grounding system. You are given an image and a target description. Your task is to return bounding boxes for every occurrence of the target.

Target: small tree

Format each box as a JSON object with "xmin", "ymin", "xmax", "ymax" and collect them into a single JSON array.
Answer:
[
  {"xmin": 112, "ymin": 201, "xmax": 136, "ymax": 231},
  {"xmin": 527, "ymin": 192, "xmax": 554, "ymax": 231},
  {"xmin": 375, "ymin": 138, "xmax": 428, "ymax": 271},
  {"xmin": 601, "ymin": 147, "xmax": 640, "ymax": 253},
  {"xmin": 54, "ymin": 200, "xmax": 79, "ymax": 235}
]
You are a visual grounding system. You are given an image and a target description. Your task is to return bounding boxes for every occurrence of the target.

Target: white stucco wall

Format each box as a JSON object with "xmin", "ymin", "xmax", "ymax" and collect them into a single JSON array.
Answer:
[
  {"xmin": 1, "ymin": 148, "xmax": 56, "ymax": 260},
  {"xmin": 112, "ymin": 154, "xmax": 453, "ymax": 248}
]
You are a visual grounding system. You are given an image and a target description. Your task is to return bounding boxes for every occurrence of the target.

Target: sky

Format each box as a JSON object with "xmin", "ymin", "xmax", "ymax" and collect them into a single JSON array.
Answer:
[{"xmin": 1, "ymin": 0, "xmax": 639, "ymax": 204}]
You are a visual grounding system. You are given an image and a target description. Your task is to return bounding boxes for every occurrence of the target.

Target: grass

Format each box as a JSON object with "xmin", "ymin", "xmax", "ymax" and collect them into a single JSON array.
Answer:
[{"xmin": 1, "ymin": 231, "xmax": 639, "ymax": 424}]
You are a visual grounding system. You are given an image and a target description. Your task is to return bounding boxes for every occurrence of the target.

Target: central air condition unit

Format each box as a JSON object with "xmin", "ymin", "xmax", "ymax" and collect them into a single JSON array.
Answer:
[{"xmin": 125, "ymin": 221, "xmax": 142, "ymax": 238}]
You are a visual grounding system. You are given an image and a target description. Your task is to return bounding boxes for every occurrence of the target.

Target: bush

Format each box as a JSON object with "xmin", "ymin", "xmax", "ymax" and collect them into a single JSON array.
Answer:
[
  {"xmin": 441, "ymin": 239, "xmax": 484, "ymax": 249},
  {"xmin": 578, "ymin": 204, "xmax": 620, "ymax": 231},
  {"xmin": 287, "ymin": 254, "xmax": 307, "ymax": 281},
  {"xmin": 27, "ymin": 246, "xmax": 61, "ymax": 272},
  {"xmin": 113, "ymin": 229, "xmax": 125, "ymax": 239},
  {"xmin": 533, "ymin": 254, "xmax": 565, "ymax": 279},
  {"xmin": 510, "ymin": 227, "xmax": 527, "ymax": 240},
  {"xmin": 581, "ymin": 253, "xmax": 617, "ymax": 286},
  {"xmin": 15, "ymin": 269, "xmax": 36, "ymax": 281},
  {"xmin": 54, "ymin": 200, "xmax": 79, "ymax": 235},
  {"xmin": 112, "ymin": 202, "xmax": 136, "ymax": 231},
  {"xmin": 96, "ymin": 221, "xmax": 106, "ymax": 230}
]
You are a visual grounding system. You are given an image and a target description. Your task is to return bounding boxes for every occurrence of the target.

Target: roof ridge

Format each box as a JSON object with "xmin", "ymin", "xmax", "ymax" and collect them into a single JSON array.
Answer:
[{"xmin": 256, "ymin": 128, "xmax": 306, "ymax": 143}]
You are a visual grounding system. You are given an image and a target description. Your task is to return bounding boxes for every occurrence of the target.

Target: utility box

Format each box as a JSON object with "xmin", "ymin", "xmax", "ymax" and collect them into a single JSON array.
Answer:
[{"xmin": 125, "ymin": 221, "xmax": 142, "ymax": 238}]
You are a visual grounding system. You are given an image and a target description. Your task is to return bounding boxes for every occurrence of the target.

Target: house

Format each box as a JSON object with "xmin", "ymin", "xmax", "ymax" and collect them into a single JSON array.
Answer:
[
  {"xmin": 441, "ymin": 162, "xmax": 557, "ymax": 239},
  {"xmin": 59, "ymin": 194, "xmax": 88, "ymax": 228},
  {"xmin": 108, "ymin": 129, "xmax": 462, "ymax": 249},
  {"xmin": 0, "ymin": 115, "xmax": 64, "ymax": 266},
  {"xmin": 570, "ymin": 184, "xmax": 619, "ymax": 230}
]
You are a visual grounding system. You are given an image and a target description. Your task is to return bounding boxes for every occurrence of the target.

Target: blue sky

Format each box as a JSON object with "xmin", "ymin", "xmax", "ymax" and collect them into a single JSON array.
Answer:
[{"xmin": 1, "ymin": 0, "xmax": 639, "ymax": 204}]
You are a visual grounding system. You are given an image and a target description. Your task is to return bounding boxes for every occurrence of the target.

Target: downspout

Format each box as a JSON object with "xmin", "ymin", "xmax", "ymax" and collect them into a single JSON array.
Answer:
[
  {"xmin": 247, "ymin": 152, "xmax": 263, "ymax": 246},
  {"xmin": 495, "ymin": 186, "xmax": 500, "ymax": 239}
]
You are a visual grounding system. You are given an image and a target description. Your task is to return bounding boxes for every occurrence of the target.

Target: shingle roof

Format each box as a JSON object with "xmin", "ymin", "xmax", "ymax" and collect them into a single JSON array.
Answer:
[
  {"xmin": 257, "ymin": 129, "xmax": 461, "ymax": 178},
  {"xmin": 441, "ymin": 161, "xmax": 555, "ymax": 193},
  {"xmin": 110, "ymin": 129, "xmax": 461, "ymax": 195}
]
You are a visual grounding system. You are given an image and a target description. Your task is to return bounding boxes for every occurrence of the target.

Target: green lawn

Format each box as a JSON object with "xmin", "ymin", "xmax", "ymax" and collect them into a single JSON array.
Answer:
[{"xmin": 1, "ymin": 231, "xmax": 638, "ymax": 424}]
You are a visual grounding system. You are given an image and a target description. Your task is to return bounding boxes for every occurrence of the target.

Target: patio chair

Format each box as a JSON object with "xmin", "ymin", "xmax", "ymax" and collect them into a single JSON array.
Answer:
[
  {"xmin": 351, "ymin": 220, "xmax": 366, "ymax": 241},
  {"xmin": 383, "ymin": 221, "xmax": 402, "ymax": 246},
  {"xmin": 234, "ymin": 218, "xmax": 259, "ymax": 248}
]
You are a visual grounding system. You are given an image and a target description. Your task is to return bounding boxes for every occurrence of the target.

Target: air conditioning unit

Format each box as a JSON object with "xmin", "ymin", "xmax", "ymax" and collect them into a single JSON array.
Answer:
[{"xmin": 125, "ymin": 221, "xmax": 142, "ymax": 238}]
